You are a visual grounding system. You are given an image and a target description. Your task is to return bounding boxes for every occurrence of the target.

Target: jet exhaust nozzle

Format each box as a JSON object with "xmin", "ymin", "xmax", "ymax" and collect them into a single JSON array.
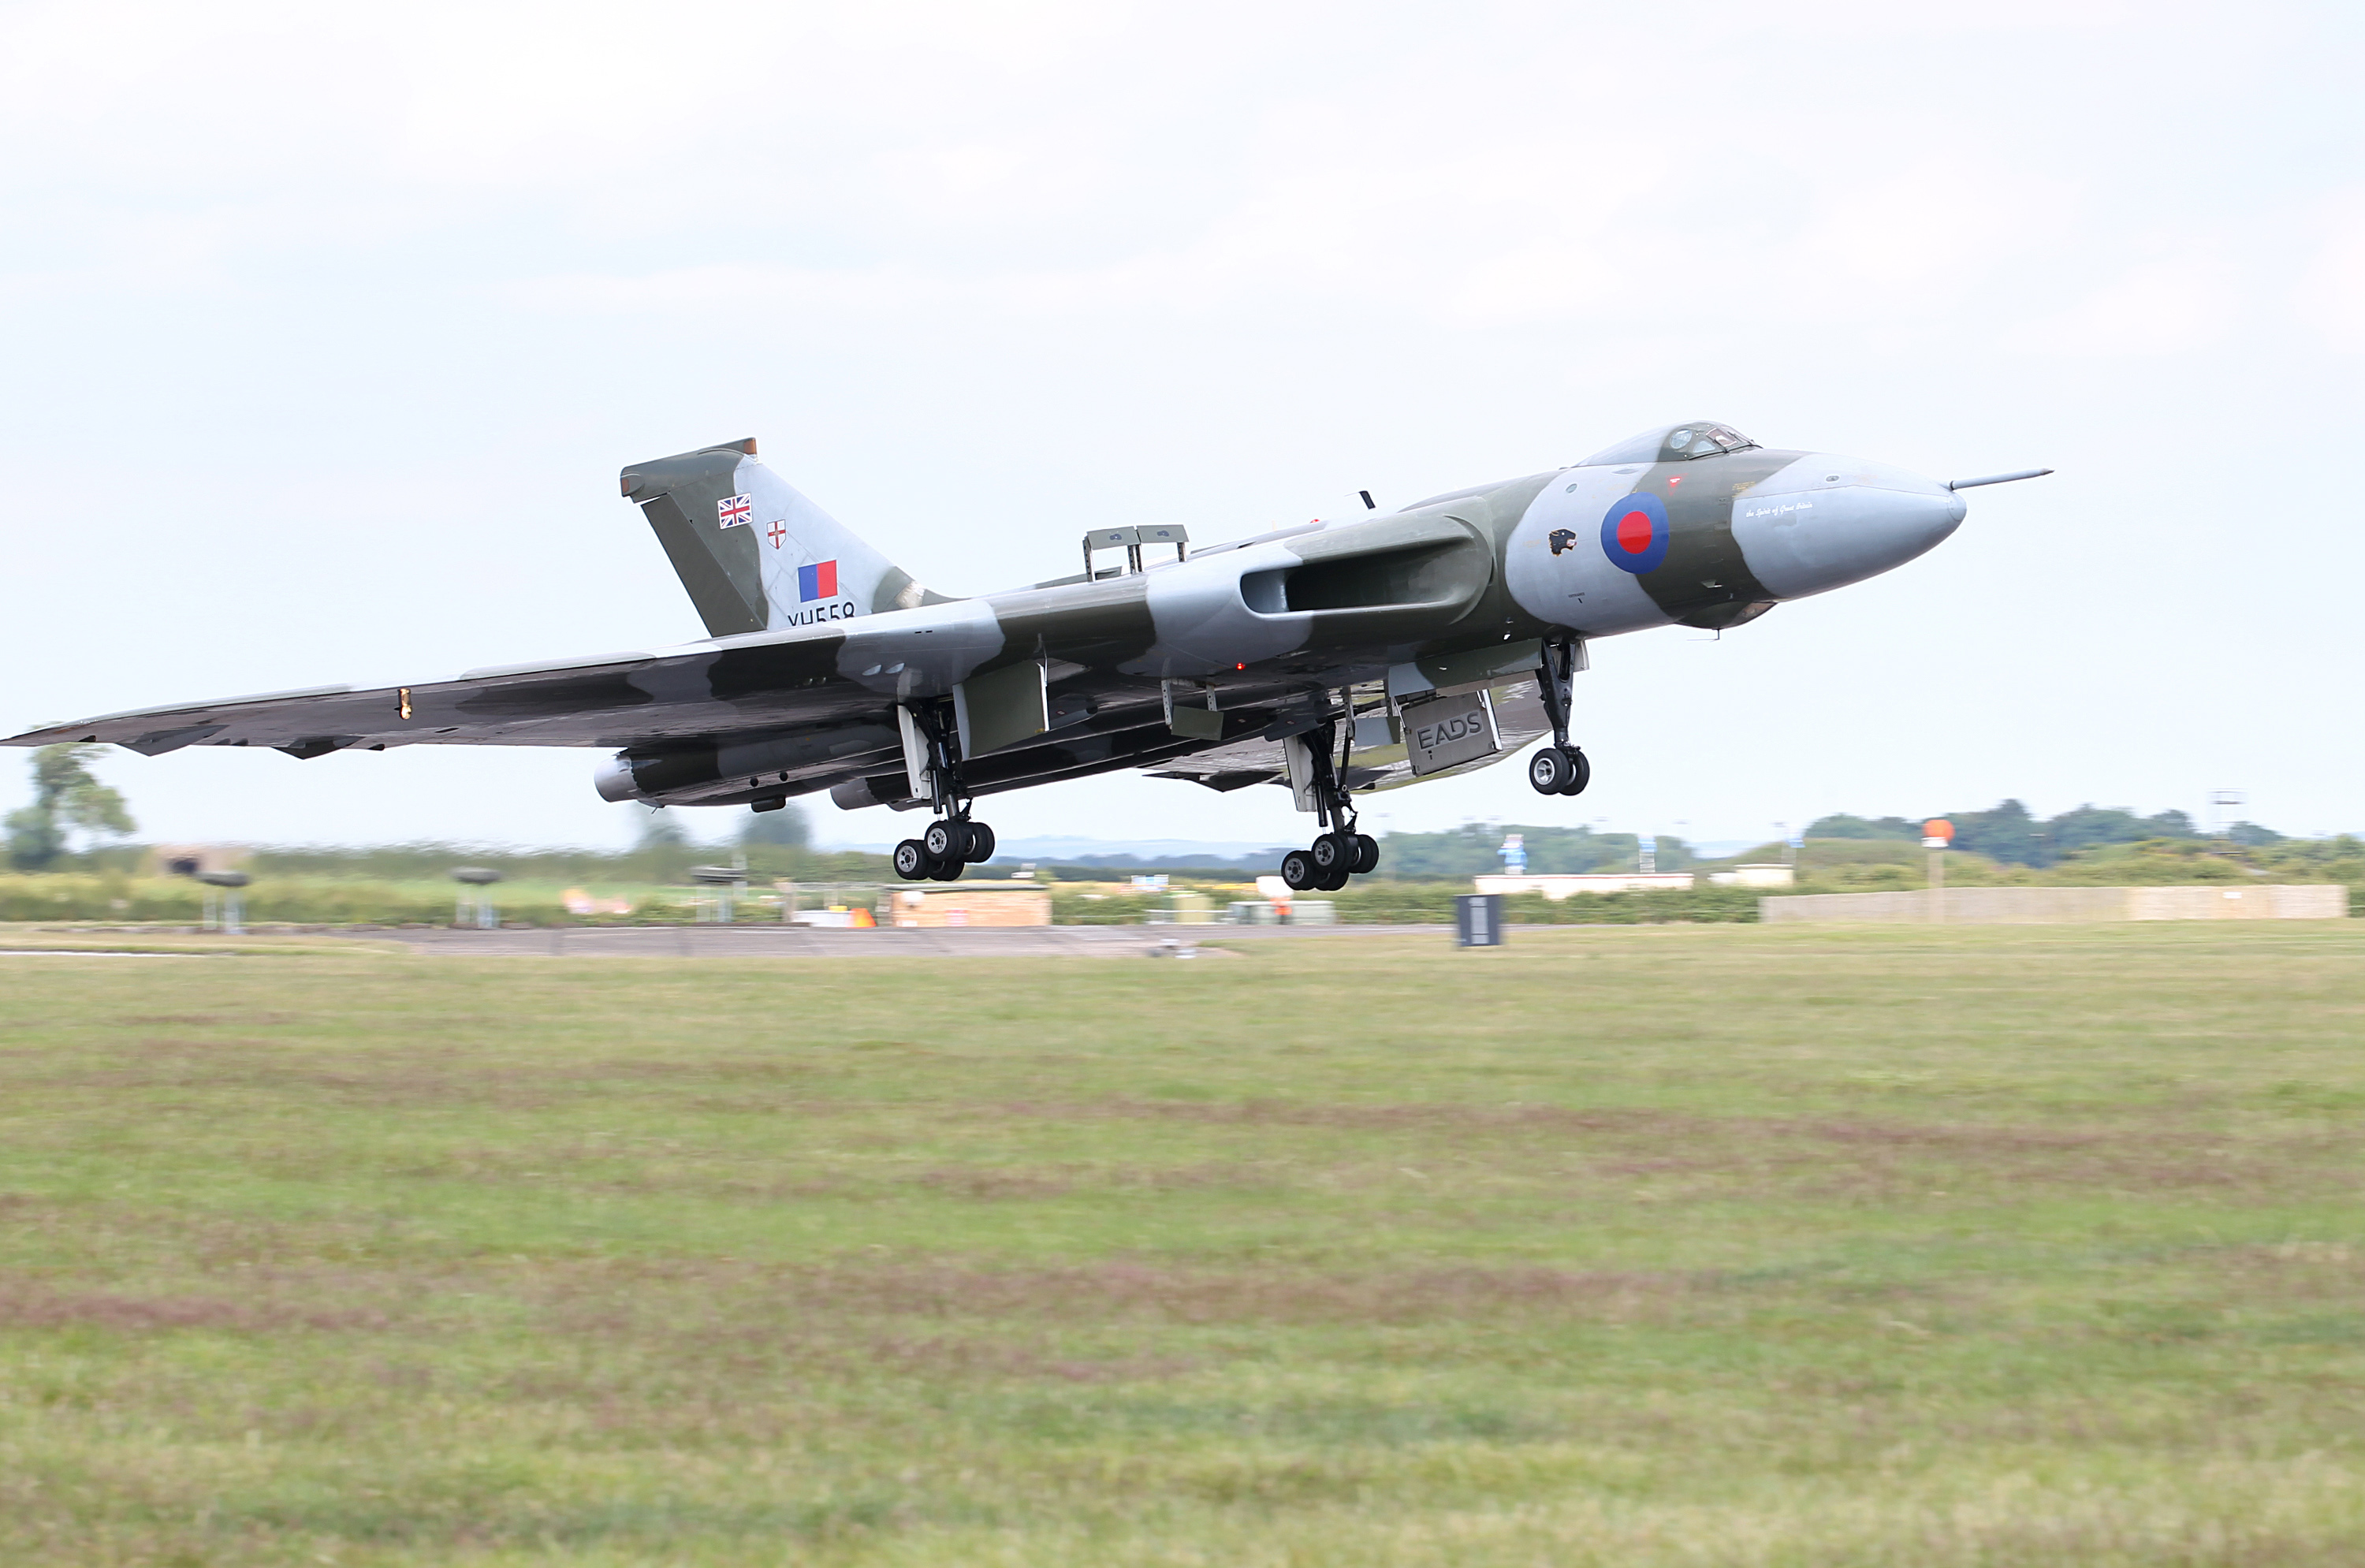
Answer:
[{"xmin": 592, "ymin": 754, "xmax": 644, "ymax": 803}]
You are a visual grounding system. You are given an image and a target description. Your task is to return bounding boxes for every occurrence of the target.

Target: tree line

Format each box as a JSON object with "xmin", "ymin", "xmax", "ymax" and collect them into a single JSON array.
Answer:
[
  {"xmin": 0, "ymin": 744, "xmax": 2334, "ymax": 883},
  {"xmin": 1808, "ymin": 800, "xmax": 2284, "ymax": 869}
]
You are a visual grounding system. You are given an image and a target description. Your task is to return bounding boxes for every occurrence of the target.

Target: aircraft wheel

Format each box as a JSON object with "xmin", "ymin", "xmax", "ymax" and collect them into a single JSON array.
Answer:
[
  {"xmin": 1309, "ymin": 831, "xmax": 1353, "ymax": 877},
  {"xmin": 963, "ymin": 821, "xmax": 996, "ymax": 863},
  {"xmin": 892, "ymin": 840, "xmax": 933, "ymax": 881},
  {"xmin": 1528, "ymin": 746, "xmax": 1576, "ymax": 795},
  {"xmin": 930, "ymin": 858, "xmax": 966, "ymax": 882},
  {"xmin": 1559, "ymin": 748, "xmax": 1592, "ymax": 796},
  {"xmin": 1280, "ymin": 849, "xmax": 1318, "ymax": 892},
  {"xmin": 1352, "ymin": 833, "xmax": 1380, "ymax": 875},
  {"xmin": 924, "ymin": 819, "xmax": 963, "ymax": 862},
  {"xmin": 1317, "ymin": 858, "xmax": 1352, "ymax": 892}
]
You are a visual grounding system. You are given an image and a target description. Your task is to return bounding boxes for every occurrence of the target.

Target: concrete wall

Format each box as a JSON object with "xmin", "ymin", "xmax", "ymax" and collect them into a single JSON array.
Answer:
[
  {"xmin": 1474, "ymin": 873, "xmax": 1695, "ymax": 899},
  {"xmin": 1760, "ymin": 885, "xmax": 2348, "ymax": 925},
  {"xmin": 888, "ymin": 888, "xmax": 1053, "ymax": 927},
  {"xmin": 1708, "ymin": 865, "xmax": 1797, "ymax": 888},
  {"xmin": 2127, "ymin": 885, "xmax": 2347, "ymax": 920}
]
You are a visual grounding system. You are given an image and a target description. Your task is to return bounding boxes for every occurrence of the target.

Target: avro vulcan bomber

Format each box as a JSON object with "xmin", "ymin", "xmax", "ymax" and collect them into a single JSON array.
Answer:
[{"xmin": 4, "ymin": 424, "xmax": 2047, "ymax": 890}]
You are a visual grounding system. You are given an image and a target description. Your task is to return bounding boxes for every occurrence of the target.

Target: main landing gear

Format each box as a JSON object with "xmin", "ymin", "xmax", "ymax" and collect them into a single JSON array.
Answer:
[
  {"xmin": 893, "ymin": 817, "xmax": 996, "ymax": 882},
  {"xmin": 1278, "ymin": 715, "xmax": 1383, "ymax": 892},
  {"xmin": 1528, "ymin": 633, "xmax": 1591, "ymax": 797},
  {"xmin": 1280, "ymin": 829, "xmax": 1379, "ymax": 893},
  {"xmin": 891, "ymin": 702, "xmax": 999, "ymax": 881}
]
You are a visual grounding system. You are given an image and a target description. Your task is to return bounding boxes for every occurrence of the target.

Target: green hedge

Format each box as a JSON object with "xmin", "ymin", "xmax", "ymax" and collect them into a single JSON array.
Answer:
[
  {"xmin": 1119, "ymin": 884, "xmax": 1764, "ymax": 926},
  {"xmin": 1048, "ymin": 890, "xmax": 1165, "ymax": 925},
  {"xmin": 0, "ymin": 874, "xmax": 707, "ymax": 928},
  {"xmin": 6, "ymin": 873, "xmax": 2346, "ymax": 929},
  {"xmin": 1320, "ymin": 885, "xmax": 1763, "ymax": 925}
]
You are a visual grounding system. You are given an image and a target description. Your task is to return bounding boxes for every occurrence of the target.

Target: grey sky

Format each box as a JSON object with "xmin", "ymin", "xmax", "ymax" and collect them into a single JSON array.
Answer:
[{"xmin": 4, "ymin": 0, "xmax": 2359, "ymax": 849}]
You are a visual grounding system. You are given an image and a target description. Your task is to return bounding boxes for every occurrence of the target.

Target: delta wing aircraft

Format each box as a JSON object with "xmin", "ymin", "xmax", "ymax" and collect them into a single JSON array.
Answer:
[{"xmin": 3, "ymin": 424, "xmax": 2047, "ymax": 889}]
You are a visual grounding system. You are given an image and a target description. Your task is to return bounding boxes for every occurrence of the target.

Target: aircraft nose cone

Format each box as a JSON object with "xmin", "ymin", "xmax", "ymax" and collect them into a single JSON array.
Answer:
[
  {"xmin": 1867, "ymin": 484, "xmax": 1966, "ymax": 564},
  {"xmin": 1733, "ymin": 460, "xmax": 1964, "ymax": 601}
]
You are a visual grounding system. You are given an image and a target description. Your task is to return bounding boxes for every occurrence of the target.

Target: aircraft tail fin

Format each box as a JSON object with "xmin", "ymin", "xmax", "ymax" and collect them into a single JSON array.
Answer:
[{"xmin": 619, "ymin": 438, "xmax": 942, "ymax": 637}]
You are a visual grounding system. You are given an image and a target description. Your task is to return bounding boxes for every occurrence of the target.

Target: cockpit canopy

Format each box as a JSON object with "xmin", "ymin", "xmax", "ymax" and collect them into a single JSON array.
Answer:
[{"xmin": 1579, "ymin": 423, "xmax": 1758, "ymax": 467}]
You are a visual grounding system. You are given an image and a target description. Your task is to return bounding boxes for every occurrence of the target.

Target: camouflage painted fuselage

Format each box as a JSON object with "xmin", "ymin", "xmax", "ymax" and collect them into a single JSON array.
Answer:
[{"xmin": 3, "ymin": 423, "xmax": 1969, "ymax": 816}]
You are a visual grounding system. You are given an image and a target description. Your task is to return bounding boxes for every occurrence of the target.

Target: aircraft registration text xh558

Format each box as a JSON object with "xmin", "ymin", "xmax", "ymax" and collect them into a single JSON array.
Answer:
[{"xmin": 4, "ymin": 423, "xmax": 2047, "ymax": 889}]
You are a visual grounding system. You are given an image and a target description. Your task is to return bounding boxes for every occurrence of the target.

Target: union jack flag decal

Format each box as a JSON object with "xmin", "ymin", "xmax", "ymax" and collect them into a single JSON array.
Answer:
[{"xmin": 717, "ymin": 493, "xmax": 752, "ymax": 529}]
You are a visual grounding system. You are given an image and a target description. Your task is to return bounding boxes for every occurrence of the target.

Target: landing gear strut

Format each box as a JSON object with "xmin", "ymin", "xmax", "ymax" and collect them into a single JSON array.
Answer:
[
  {"xmin": 1279, "ymin": 717, "xmax": 1381, "ymax": 892},
  {"xmin": 892, "ymin": 702, "xmax": 999, "ymax": 881},
  {"xmin": 1529, "ymin": 634, "xmax": 1590, "ymax": 796}
]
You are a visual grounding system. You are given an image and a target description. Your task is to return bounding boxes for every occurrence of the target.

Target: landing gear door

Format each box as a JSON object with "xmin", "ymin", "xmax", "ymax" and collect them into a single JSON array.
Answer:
[
  {"xmin": 1283, "ymin": 732, "xmax": 1320, "ymax": 814},
  {"xmin": 1399, "ymin": 690, "xmax": 1501, "ymax": 777},
  {"xmin": 897, "ymin": 706, "xmax": 933, "ymax": 802}
]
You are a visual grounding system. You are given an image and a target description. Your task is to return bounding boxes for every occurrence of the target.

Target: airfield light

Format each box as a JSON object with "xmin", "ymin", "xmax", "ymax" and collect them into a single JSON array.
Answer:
[
  {"xmin": 689, "ymin": 856, "xmax": 749, "ymax": 924},
  {"xmin": 2209, "ymin": 790, "xmax": 2245, "ymax": 839},
  {"xmin": 196, "ymin": 869, "xmax": 250, "ymax": 935},
  {"xmin": 450, "ymin": 866, "xmax": 502, "ymax": 930}
]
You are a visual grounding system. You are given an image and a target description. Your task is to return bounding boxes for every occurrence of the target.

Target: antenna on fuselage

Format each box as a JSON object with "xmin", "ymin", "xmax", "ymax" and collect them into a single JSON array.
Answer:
[{"xmin": 1945, "ymin": 468, "xmax": 2053, "ymax": 491}]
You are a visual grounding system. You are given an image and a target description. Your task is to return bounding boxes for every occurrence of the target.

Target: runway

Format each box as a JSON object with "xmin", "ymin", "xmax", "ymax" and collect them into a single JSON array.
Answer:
[{"xmin": 370, "ymin": 922, "xmax": 1452, "ymax": 959}]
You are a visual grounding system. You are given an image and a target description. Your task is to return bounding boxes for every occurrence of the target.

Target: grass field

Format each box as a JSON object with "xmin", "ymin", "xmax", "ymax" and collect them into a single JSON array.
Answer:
[{"xmin": 3, "ymin": 922, "xmax": 2363, "ymax": 1565}]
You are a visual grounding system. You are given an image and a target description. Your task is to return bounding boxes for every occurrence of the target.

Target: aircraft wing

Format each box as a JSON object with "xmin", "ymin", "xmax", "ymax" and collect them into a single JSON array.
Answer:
[
  {"xmin": 5, "ymin": 625, "xmax": 1552, "ymax": 813},
  {"xmin": 1, "ymin": 617, "xmax": 1278, "ymax": 812},
  {"xmin": 0, "ymin": 628, "xmax": 874, "ymax": 759}
]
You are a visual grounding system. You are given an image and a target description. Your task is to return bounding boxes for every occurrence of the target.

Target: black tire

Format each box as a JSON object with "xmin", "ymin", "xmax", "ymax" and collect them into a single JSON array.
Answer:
[
  {"xmin": 1353, "ymin": 833, "xmax": 1380, "ymax": 874},
  {"xmin": 1309, "ymin": 831, "xmax": 1352, "ymax": 875},
  {"xmin": 892, "ymin": 840, "xmax": 933, "ymax": 881},
  {"xmin": 1280, "ymin": 849, "xmax": 1317, "ymax": 892},
  {"xmin": 930, "ymin": 858, "xmax": 965, "ymax": 881},
  {"xmin": 923, "ymin": 819, "xmax": 962, "ymax": 862},
  {"xmin": 963, "ymin": 821, "xmax": 996, "ymax": 863},
  {"xmin": 1559, "ymin": 748, "xmax": 1592, "ymax": 796},
  {"xmin": 1317, "ymin": 857, "xmax": 1352, "ymax": 892},
  {"xmin": 1528, "ymin": 746, "xmax": 1575, "ymax": 795}
]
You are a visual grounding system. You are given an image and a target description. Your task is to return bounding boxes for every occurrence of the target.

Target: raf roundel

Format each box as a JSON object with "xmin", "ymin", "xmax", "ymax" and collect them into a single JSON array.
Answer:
[{"xmin": 1599, "ymin": 491, "xmax": 1670, "ymax": 575}]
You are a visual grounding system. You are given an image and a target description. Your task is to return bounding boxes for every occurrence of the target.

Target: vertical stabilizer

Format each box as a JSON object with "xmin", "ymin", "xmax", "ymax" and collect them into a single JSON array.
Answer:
[{"xmin": 619, "ymin": 438, "xmax": 940, "ymax": 637}]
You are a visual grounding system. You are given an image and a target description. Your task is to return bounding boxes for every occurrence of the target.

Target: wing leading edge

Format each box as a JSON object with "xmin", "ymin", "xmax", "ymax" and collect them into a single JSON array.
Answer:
[{"xmin": 2, "ymin": 625, "xmax": 876, "ymax": 759}]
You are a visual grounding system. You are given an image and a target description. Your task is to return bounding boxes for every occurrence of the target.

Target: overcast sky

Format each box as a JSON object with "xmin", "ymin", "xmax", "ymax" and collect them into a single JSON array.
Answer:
[{"xmin": 3, "ymin": 0, "xmax": 2359, "ymax": 851}]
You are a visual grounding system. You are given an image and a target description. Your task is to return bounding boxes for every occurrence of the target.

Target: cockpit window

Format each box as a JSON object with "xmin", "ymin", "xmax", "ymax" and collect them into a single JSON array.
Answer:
[
  {"xmin": 1681, "ymin": 424, "xmax": 1755, "ymax": 458},
  {"xmin": 1579, "ymin": 422, "xmax": 1760, "ymax": 466}
]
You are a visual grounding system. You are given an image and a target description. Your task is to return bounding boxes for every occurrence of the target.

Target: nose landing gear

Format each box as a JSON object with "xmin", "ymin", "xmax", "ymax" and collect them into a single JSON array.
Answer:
[
  {"xmin": 1528, "ymin": 744, "xmax": 1590, "ymax": 796},
  {"xmin": 1528, "ymin": 634, "xmax": 1591, "ymax": 796}
]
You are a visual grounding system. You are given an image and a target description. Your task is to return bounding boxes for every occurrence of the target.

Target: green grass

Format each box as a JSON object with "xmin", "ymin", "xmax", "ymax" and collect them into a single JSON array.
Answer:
[{"xmin": 4, "ymin": 922, "xmax": 2365, "ymax": 1564}]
